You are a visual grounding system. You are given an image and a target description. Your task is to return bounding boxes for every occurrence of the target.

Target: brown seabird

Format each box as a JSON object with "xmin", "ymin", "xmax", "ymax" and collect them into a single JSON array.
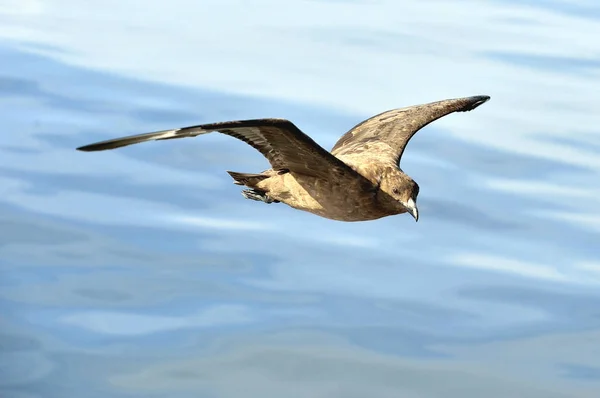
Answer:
[{"xmin": 77, "ymin": 95, "xmax": 490, "ymax": 222}]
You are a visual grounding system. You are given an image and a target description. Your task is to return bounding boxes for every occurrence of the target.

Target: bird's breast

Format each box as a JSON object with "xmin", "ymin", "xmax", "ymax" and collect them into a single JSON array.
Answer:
[{"xmin": 258, "ymin": 172, "xmax": 393, "ymax": 221}]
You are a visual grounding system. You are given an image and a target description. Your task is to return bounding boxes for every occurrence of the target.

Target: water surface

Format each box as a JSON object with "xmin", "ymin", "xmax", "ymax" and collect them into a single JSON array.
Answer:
[{"xmin": 1, "ymin": 0, "xmax": 600, "ymax": 397}]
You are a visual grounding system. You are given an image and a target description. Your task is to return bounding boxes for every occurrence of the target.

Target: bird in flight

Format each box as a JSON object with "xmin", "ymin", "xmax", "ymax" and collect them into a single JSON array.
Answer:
[{"xmin": 77, "ymin": 95, "xmax": 490, "ymax": 222}]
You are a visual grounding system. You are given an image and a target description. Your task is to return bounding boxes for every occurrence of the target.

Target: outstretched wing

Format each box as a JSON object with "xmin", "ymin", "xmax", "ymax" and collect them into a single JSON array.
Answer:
[
  {"xmin": 77, "ymin": 118, "xmax": 358, "ymax": 180},
  {"xmin": 331, "ymin": 95, "xmax": 490, "ymax": 165}
]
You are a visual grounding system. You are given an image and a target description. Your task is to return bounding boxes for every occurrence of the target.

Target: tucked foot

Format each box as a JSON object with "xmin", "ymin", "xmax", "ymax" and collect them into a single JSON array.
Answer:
[{"xmin": 241, "ymin": 189, "xmax": 279, "ymax": 204}]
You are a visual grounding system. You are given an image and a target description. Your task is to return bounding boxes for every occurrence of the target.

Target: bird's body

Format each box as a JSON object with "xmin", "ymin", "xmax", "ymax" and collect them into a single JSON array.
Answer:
[
  {"xmin": 239, "ymin": 161, "xmax": 404, "ymax": 222},
  {"xmin": 253, "ymin": 170, "xmax": 381, "ymax": 221},
  {"xmin": 77, "ymin": 95, "xmax": 490, "ymax": 222}
]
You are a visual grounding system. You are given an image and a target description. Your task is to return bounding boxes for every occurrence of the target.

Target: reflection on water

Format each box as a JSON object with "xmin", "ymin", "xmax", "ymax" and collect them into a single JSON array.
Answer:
[{"xmin": 1, "ymin": 0, "xmax": 600, "ymax": 397}]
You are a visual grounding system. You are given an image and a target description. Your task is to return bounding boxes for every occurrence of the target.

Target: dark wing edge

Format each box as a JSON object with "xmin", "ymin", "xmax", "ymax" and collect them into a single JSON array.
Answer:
[
  {"xmin": 76, "ymin": 118, "xmax": 360, "ymax": 180},
  {"xmin": 76, "ymin": 129, "xmax": 185, "ymax": 152},
  {"xmin": 331, "ymin": 95, "xmax": 491, "ymax": 163},
  {"xmin": 75, "ymin": 118, "xmax": 287, "ymax": 152}
]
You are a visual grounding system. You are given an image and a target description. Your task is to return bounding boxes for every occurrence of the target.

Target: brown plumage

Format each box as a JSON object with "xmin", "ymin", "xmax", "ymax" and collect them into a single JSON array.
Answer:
[{"xmin": 76, "ymin": 95, "xmax": 490, "ymax": 222}]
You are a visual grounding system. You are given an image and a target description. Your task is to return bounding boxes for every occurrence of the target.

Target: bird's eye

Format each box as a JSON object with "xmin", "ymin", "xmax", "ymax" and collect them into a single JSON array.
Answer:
[{"xmin": 392, "ymin": 188, "xmax": 400, "ymax": 195}]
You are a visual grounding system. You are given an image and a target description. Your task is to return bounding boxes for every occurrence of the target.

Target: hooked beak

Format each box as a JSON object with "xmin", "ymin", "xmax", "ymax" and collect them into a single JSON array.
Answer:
[{"xmin": 404, "ymin": 197, "xmax": 419, "ymax": 222}]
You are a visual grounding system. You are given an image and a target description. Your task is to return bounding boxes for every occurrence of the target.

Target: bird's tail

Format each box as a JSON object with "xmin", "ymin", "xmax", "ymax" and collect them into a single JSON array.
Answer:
[{"xmin": 226, "ymin": 171, "xmax": 269, "ymax": 187}]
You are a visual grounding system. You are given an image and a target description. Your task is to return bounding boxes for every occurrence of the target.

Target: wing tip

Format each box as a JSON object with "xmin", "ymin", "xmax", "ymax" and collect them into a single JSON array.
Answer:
[
  {"xmin": 464, "ymin": 95, "xmax": 491, "ymax": 111},
  {"xmin": 75, "ymin": 142, "xmax": 116, "ymax": 152},
  {"xmin": 76, "ymin": 145, "xmax": 96, "ymax": 152},
  {"xmin": 74, "ymin": 129, "xmax": 181, "ymax": 152}
]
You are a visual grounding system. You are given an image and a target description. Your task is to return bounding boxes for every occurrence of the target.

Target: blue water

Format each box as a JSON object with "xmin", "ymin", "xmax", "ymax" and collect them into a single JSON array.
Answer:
[{"xmin": 1, "ymin": 1, "xmax": 600, "ymax": 397}]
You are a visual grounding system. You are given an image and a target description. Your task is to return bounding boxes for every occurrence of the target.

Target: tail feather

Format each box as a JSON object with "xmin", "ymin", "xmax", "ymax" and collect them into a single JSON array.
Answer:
[{"xmin": 227, "ymin": 171, "xmax": 268, "ymax": 187}]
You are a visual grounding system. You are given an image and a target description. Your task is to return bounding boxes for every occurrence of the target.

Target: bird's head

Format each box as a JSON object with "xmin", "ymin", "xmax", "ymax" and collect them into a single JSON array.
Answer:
[{"xmin": 379, "ymin": 167, "xmax": 420, "ymax": 221}]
